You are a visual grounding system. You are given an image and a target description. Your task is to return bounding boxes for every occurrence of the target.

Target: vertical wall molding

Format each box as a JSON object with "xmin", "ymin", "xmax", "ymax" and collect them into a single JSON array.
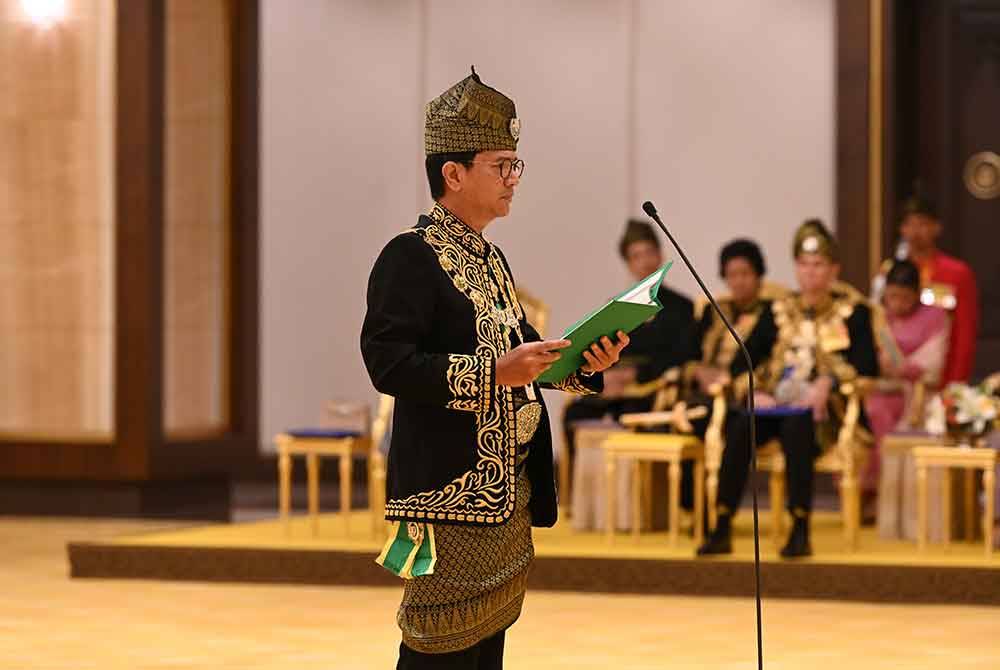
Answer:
[
  {"xmin": 416, "ymin": 0, "xmax": 429, "ymax": 212},
  {"xmin": 868, "ymin": 0, "xmax": 885, "ymax": 278},
  {"xmin": 113, "ymin": 0, "xmax": 165, "ymax": 478},
  {"xmin": 626, "ymin": 0, "xmax": 639, "ymax": 215}
]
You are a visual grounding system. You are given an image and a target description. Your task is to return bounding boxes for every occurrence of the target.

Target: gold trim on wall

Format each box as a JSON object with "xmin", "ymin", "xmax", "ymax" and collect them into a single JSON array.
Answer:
[
  {"xmin": 0, "ymin": 431, "xmax": 113, "ymax": 445},
  {"xmin": 162, "ymin": 0, "xmax": 233, "ymax": 439},
  {"xmin": 868, "ymin": 0, "xmax": 884, "ymax": 279}
]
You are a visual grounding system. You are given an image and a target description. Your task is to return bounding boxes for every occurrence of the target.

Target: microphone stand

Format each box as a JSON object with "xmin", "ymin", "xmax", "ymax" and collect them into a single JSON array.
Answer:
[{"xmin": 642, "ymin": 201, "xmax": 764, "ymax": 670}]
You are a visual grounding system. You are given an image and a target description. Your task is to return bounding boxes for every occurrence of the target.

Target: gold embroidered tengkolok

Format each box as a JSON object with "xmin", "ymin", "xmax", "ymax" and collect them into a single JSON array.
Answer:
[
  {"xmin": 793, "ymin": 219, "xmax": 838, "ymax": 261},
  {"xmin": 425, "ymin": 67, "xmax": 520, "ymax": 155}
]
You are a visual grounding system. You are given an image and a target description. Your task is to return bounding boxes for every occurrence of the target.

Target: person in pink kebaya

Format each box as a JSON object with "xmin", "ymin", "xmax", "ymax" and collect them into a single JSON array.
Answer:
[{"xmin": 863, "ymin": 259, "xmax": 950, "ymax": 515}]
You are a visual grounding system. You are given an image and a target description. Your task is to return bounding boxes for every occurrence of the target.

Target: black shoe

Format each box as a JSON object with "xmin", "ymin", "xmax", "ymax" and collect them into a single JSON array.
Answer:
[
  {"xmin": 696, "ymin": 525, "xmax": 733, "ymax": 556},
  {"xmin": 780, "ymin": 518, "xmax": 812, "ymax": 559}
]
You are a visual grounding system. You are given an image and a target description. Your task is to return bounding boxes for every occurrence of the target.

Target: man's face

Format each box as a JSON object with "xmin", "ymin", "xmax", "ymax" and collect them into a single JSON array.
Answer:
[
  {"xmin": 795, "ymin": 253, "xmax": 838, "ymax": 294},
  {"xmin": 899, "ymin": 213, "xmax": 941, "ymax": 254},
  {"xmin": 883, "ymin": 284, "xmax": 919, "ymax": 318},
  {"xmin": 623, "ymin": 240, "xmax": 663, "ymax": 281},
  {"xmin": 723, "ymin": 257, "xmax": 762, "ymax": 305},
  {"xmin": 455, "ymin": 150, "xmax": 520, "ymax": 220}
]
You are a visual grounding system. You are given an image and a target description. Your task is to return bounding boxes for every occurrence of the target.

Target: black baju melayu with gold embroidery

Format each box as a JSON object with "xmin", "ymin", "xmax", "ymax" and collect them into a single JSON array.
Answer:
[
  {"xmin": 361, "ymin": 68, "xmax": 601, "ymax": 668},
  {"xmin": 362, "ymin": 203, "xmax": 600, "ymax": 663},
  {"xmin": 686, "ymin": 296, "xmax": 778, "ymax": 408}
]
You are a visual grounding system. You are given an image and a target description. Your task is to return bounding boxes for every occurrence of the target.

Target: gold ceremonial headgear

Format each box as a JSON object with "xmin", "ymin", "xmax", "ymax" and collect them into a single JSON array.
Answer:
[
  {"xmin": 424, "ymin": 66, "xmax": 520, "ymax": 155},
  {"xmin": 793, "ymin": 218, "xmax": 838, "ymax": 261}
]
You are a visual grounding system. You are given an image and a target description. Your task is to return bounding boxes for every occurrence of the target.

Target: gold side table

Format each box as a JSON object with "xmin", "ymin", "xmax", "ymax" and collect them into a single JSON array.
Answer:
[
  {"xmin": 275, "ymin": 433, "xmax": 379, "ymax": 537},
  {"xmin": 914, "ymin": 445, "xmax": 996, "ymax": 556},
  {"xmin": 602, "ymin": 432, "xmax": 704, "ymax": 548}
]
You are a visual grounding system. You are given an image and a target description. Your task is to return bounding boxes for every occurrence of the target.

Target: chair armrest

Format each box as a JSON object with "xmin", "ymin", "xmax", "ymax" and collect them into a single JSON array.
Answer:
[
  {"xmin": 841, "ymin": 377, "xmax": 878, "ymax": 399},
  {"xmin": 619, "ymin": 406, "xmax": 708, "ymax": 429},
  {"xmin": 834, "ymin": 383, "xmax": 865, "ymax": 469},
  {"xmin": 620, "ymin": 366, "xmax": 683, "ymax": 399},
  {"xmin": 906, "ymin": 380, "xmax": 928, "ymax": 429}
]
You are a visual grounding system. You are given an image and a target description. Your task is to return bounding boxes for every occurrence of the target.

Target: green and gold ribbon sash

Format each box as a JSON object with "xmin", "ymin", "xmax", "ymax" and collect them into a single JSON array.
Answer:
[{"xmin": 375, "ymin": 521, "xmax": 436, "ymax": 579}]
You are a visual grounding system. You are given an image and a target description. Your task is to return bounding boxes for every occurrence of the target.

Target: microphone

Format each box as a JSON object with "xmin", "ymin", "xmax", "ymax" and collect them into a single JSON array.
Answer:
[{"xmin": 642, "ymin": 200, "xmax": 764, "ymax": 670}]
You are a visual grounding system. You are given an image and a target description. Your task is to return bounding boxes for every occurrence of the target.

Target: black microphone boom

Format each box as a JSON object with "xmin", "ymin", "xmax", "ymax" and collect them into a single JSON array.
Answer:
[{"xmin": 642, "ymin": 200, "xmax": 764, "ymax": 670}]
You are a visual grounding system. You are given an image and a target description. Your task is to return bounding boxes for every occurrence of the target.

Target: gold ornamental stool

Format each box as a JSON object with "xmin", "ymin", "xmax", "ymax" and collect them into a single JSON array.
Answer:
[
  {"xmin": 275, "ymin": 395, "xmax": 393, "ymax": 538},
  {"xmin": 601, "ymin": 431, "xmax": 705, "ymax": 548},
  {"xmin": 914, "ymin": 445, "xmax": 997, "ymax": 556},
  {"xmin": 879, "ymin": 433, "xmax": 974, "ymax": 543}
]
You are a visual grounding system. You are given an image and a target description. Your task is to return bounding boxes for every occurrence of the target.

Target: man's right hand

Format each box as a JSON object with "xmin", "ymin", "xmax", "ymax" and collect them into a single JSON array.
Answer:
[
  {"xmin": 496, "ymin": 340, "xmax": 572, "ymax": 387},
  {"xmin": 693, "ymin": 364, "xmax": 726, "ymax": 392},
  {"xmin": 753, "ymin": 391, "xmax": 777, "ymax": 408}
]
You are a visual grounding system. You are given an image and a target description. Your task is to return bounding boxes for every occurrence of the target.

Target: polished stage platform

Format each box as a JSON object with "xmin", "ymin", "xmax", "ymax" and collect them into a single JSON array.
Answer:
[{"xmin": 68, "ymin": 509, "xmax": 1000, "ymax": 605}]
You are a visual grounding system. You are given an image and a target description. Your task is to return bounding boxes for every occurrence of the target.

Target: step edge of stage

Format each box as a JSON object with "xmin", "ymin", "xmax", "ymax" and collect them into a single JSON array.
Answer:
[{"xmin": 67, "ymin": 542, "xmax": 1000, "ymax": 606}]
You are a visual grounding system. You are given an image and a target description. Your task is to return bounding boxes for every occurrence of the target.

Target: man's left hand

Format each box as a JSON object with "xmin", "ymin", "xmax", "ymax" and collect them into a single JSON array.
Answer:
[{"xmin": 581, "ymin": 331, "xmax": 630, "ymax": 374}]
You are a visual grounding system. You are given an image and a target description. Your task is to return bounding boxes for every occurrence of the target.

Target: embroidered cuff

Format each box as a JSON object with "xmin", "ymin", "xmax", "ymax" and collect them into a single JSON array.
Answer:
[
  {"xmin": 444, "ymin": 353, "xmax": 494, "ymax": 413},
  {"xmin": 548, "ymin": 371, "xmax": 602, "ymax": 396}
]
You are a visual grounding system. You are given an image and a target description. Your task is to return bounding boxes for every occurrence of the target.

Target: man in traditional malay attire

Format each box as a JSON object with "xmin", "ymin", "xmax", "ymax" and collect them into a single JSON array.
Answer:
[
  {"xmin": 361, "ymin": 68, "xmax": 628, "ymax": 669},
  {"xmin": 697, "ymin": 220, "xmax": 879, "ymax": 558}
]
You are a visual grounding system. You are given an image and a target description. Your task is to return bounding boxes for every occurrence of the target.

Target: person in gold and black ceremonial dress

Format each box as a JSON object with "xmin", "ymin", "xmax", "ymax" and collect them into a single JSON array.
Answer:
[
  {"xmin": 697, "ymin": 220, "xmax": 879, "ymax": 559},
  {"xmin": 361, "ymin": 67, "xmax": 629, "ymax": 670}
]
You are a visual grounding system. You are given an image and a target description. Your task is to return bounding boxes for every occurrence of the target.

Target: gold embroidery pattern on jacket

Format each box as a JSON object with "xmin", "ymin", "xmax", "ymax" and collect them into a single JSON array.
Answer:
[
  {"xmin": 701, "ymin": 299, "xmax": 763, "ymax": 370},
  {"xmin": 766, "ymin": 292, "xmax": 867, "ymax": 448},
  {"xmin": 384, "ymin": 206, "xmax": 517, "ymax": 525},
  {"xmin": 445, "ymin": 354, "xmax": 487, "ymax": 413},
  {"xmin": 549, "ymin": 374, "xmax": 595, "ymax": 395},
  {"xmin": 769, "ymin": 293, "xmax": 858, "ymax": 388}
]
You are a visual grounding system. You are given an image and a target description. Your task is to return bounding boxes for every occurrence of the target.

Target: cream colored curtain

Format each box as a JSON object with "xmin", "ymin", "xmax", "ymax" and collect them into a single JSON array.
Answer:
[
  {"xmin": 0, "ymin": 0, "xmax": 116, "ymax": 439},
  {"xmin": 163, "ymin": 0, "xmax": 231, "ymax": 438}
]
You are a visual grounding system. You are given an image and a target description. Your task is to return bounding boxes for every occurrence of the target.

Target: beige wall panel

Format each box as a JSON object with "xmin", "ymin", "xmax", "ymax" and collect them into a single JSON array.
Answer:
[
  {"xmin": 260, "ymin": 1, "xmax": 835, "ymax": 458},
  {"xmin": 260, "ymin": 0, "xmax": 422, "ymax": 448},
  {"xmin": 635, "ymin": 0, "xmax": 834, "ymax": 296},
  {"xmin": 0, "ymin": 0, "xmax": 115, "ymax": 439},
  {"xmin": 163, "ymin": 0, "xmax": 231, "ymax": 437}
]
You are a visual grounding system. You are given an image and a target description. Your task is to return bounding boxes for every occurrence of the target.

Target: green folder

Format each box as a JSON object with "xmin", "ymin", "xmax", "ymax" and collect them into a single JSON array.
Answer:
[{"xmin": 536, "ymin": 262, "xmax": 672, "ymax": 384}]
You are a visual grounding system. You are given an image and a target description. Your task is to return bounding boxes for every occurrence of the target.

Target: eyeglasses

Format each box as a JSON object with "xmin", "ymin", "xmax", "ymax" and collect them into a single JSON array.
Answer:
[{"xmin": 471, "ymin": 158, "xmax": 525, "ymax": 181}]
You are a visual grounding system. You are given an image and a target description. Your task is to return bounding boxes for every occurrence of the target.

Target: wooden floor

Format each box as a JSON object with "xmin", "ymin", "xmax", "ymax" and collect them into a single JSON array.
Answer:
[{"xmin": 4, "ymin": 516, "xmax": 1000, "ymax": 668}]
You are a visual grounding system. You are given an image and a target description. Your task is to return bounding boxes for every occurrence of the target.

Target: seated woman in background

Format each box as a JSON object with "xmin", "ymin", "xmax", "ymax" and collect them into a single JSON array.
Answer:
[{"xmin": 864, "ymin": 259, "xmax": 950, "ymax": 504}]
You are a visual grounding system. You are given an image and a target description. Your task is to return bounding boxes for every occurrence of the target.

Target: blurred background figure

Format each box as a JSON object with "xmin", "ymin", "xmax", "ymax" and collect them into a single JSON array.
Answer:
[
  {"xmin": 864, "ymin": 259, "xmax": 950, "ymax": 516},
  {"xmin": 561, "ymin": 220, "xmax": 694, "ymax": 464},
  {"xmin": 894, "ymin": 193, "xmax": 979, "ymax": 384}
]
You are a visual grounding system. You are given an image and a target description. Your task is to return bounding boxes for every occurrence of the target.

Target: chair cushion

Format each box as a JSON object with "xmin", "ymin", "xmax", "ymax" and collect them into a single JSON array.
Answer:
[
  {"xmin": 753, "ymin": 406, "xmax": 811, "ymax": 417},
  {"xmin": 286, "ymin": 428, "xmax": 362, "ymax": 439}
]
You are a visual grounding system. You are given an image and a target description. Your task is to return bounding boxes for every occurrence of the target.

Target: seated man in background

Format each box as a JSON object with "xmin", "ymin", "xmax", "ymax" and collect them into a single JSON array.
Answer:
[
  {"xmin": 667, "ymin": 239, "xmax": 780, "ymax": 517},
  {"xmin": 697, "ymin": 220, "xmax": 879, "ymax": 559},
  {"xmin": 562, "ymin": 219, "xmax": 694, "ymax": 459},
  {"xmin": 864, "ymin": 259, "xmax": 949, "ymax": 512},
  {"xmin": 685, "ymin": 239, "xmax": 780, "ymax": 408}
]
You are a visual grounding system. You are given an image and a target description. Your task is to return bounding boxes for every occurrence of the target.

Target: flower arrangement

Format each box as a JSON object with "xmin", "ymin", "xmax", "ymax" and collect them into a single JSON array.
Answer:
[{"xmin": 925, "ymin": 382, "xmax": 999, "ymax": 442}]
